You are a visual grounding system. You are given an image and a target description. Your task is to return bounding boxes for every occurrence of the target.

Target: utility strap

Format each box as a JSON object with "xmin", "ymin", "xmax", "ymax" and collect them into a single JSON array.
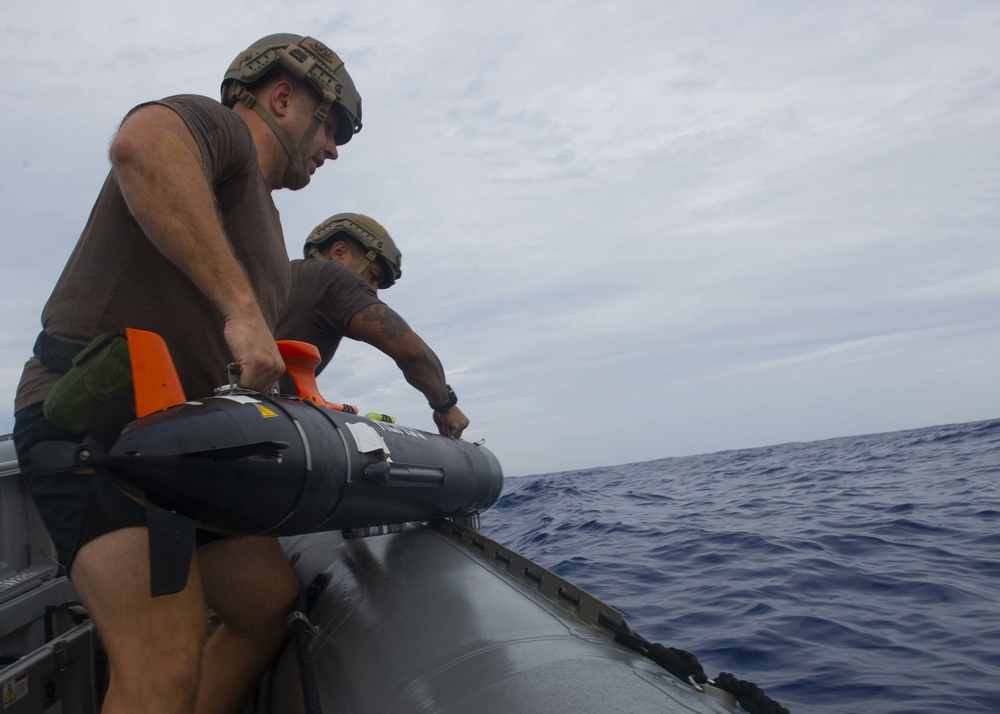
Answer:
[
  {"xmin": 290, "ymin": 572, "xmax": 330, "ymax": 714},
  {"xmin": 33, "ymin": 331, "xmax": 84, "ymax": 374},
  {"xmin": 232, "ymin": 85, "xmax": 307, "ymax": 181}
]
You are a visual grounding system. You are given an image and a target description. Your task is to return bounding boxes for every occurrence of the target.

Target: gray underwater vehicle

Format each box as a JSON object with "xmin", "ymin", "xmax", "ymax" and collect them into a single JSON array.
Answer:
[{"xmin": 0, "ymin": 332, "xmax": 785, "ymax": 713}]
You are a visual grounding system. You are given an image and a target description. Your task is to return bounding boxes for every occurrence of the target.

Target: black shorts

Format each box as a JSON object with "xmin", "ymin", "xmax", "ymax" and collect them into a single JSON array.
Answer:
[{"xmin": 13, "ymin": 402, "xmax": 228, "ymax": 574}]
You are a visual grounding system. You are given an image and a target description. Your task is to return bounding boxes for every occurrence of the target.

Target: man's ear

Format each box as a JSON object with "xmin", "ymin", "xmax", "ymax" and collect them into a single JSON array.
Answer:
[
  {"xmin": 330, "ymin": 240, "xmax": 351, "ymax": 260},
  {"xmin": 269, "ymin": 79, "xmax": 294, "ymax": 118},
  {"xmin": 327, "ymin": 240, "xmax": 351, "ymax": 262}
]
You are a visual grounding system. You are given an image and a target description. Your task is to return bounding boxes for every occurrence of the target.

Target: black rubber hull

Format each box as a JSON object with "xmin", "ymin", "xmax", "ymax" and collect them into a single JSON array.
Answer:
[{"xmin": 249, "ymin": 525, "xmax": 735, "ymax": 714}]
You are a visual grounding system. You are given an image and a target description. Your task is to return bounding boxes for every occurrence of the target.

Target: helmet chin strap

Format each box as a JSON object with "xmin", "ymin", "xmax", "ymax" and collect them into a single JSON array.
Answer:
[
  {"xmin": 354, "ymin": 250, "xmax": 378, "ymax": 278},
  {"xmin": 232, "ymin": 85, "xmax": 336, "ymax": 190}
]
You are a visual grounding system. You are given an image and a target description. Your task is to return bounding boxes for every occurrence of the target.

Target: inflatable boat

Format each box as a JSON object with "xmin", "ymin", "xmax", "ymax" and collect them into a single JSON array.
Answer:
[
  {"xmin": 1, "ymin": 333, "xmax": 784, "ymax": 712},
  {"xmin": 0, "ymin": 435, "xmax": 746, "ymax": 714}
]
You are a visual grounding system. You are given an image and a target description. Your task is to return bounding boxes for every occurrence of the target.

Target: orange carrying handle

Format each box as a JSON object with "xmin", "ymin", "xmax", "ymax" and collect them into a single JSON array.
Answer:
[
  {"xmin": 276, "ymin": 340, "xmax": 358, "ymax": 414},
  {"xmin": 124, "ymin": 332, "xmax": 358, "ymax": 417}
]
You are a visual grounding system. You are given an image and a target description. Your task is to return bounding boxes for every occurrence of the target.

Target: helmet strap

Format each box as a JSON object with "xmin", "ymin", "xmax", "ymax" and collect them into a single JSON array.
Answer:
[
  {"xmin": 232, "ymin": 84, "xmax": 334, "ymax": 190},
  {"xmin": 354, "ymin": 250, "xmax": 378, "ymax": 278}
]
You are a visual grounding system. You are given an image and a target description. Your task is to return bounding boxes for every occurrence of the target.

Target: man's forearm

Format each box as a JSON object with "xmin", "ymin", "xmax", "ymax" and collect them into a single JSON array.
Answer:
[
  {"xmin": 348, "ymin": 304, "xmax": 452, "ymax": 404},
  {"xmin": 347, "ymin": 303, "xmax": 468, "ymax": 437},
  {"xmin": 393, "ymin": 342, "xmax": 451, "ymax": 406},
  {"xmin": 397, "ymin": 341, "xmax": 469, "ymax": 437}
]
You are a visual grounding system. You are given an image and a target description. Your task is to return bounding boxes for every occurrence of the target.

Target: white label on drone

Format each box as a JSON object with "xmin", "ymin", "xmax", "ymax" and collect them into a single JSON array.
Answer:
[
  {"xmin": 216, "ymin": 395, "xmax": 262, "ymax": 405},
  {"xmin": 345, "ymin": 422, "xmax": 391, "ymax": 456}
]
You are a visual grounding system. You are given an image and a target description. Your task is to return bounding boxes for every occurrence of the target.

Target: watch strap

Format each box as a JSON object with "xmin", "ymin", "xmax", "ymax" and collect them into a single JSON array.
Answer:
[{"xmin": 429, "ymin": 385, "xmax": 458, "ymax": 413}]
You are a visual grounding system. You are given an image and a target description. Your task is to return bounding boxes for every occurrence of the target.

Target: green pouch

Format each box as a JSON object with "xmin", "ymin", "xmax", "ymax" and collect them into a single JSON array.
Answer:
[{"xmin": 43, "ymin": 331, "xmax": 133, "ymax": 435}]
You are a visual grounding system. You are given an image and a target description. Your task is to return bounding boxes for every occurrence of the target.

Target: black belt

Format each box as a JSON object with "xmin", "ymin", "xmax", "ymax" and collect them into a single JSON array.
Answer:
[{"xmin": 33, "ymin": 331, "xmax": 85, "ymax": 375}]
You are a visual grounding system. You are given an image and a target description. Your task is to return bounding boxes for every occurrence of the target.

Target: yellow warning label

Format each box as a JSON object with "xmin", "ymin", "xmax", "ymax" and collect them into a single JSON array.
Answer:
[
  {"xmin": 255, "ymin": 403, "xmax": 279, "ymax": 419},
  {"xmin": 4, "ymin": 671, "xmax": 28, "ymax": 707}
]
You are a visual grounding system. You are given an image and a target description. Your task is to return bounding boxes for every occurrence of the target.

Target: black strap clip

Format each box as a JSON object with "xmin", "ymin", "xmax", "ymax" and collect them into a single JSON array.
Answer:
[{"xmin": 33, "ymin": 331, "xmax": 85, "ymax": 375}]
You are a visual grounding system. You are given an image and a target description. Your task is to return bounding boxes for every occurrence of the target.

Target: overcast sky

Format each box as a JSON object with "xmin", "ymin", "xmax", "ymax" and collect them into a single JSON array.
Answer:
[{"xmin": 1, "ymin": 1, "xmax": 998, "ymax": 476}]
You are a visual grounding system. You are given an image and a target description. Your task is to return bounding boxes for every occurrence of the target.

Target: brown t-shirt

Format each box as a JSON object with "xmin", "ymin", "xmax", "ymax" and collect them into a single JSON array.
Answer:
[
  {"xmin": 274, "ymin": 259, "xmax": 381, "ymax": 376},
  {"xmin": 15, "ymin": 95, "xmax": 289, "ymax": 412}
]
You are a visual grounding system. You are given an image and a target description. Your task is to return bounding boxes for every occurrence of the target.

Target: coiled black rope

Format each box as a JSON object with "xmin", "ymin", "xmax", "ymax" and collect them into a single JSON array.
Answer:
[
  {"xmin": 290, "ymin": 573, "xmax": 330, "ymax": 714},
  {"xmin": 597, "ymin": 614, "xmax": 790, "ymax": 714},
  {"xmin": 714, "ymin": 672, "xmax": 790, "ymax": 714}
]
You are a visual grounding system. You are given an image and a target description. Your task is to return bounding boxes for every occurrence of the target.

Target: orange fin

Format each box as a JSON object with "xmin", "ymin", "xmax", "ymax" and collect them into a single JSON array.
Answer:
[{"xmin": 126, "ymin": 328, "xmax": 186, "ymax": 417}]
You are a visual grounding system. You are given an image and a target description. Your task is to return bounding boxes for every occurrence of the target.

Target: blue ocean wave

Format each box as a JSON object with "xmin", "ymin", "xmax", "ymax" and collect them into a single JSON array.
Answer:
[{"xmin": 481, "ymin": 417, "xmax": 1000, "ymax": 713}]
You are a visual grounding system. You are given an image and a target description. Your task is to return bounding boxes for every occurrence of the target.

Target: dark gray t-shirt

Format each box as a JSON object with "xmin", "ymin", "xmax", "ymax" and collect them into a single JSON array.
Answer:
[
  {"xmin": 16, "ymin": 94, "xmax": 288, "ymax": 411},
  {"xmin": 274, "ymin": 259, "xmax": 381, "ymax": 376}
]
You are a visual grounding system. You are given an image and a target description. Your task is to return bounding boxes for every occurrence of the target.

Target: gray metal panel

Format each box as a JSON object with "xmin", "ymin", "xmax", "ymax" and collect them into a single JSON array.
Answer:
[
  {"xmin": 252, "ymin": 526, "xmax": 733, "ymax": 714},
  {"xmin": 1, "ymin": 434, "xmax": 80, "ymax": 664},
  {"xmin": 0, "ymin": 578, "xmax": 78, "ymax": 640},
  {"xmin": 0, "ymin": 435, "xmax": 59, "ymax": 578},
  {"xmin": 0, "ymin": 436, "xmax": 18, "ymax": 477},
  {"xmin": 1, "ymin": 433, "xmax": 63, "ymax": 614},
  {"xmin": 0, "ymin": 621, "xmax": 98, "ymax": 713},
  {"xmin": 0, "ymin": 436, "xmax": 28, "ymax": 579}
]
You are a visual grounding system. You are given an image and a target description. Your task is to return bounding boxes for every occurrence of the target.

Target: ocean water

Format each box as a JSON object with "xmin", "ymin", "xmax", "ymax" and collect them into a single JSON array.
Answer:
[{"xmin": 478, "ymin": 418, "xmax": 1000, "ymax": 714}]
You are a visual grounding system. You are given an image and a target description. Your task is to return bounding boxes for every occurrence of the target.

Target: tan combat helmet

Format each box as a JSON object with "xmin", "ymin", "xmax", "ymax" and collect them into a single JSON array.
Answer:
[
  {"xmin": 304, "ymin": 213, "xmax": 402, "ymax": 289},
  {"xmin": 221, "ymin": 34, "xmax": 363, "ymax": 190}
]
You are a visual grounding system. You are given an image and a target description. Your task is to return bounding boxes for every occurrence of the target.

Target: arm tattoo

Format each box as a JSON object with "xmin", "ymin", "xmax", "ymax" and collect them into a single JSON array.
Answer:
[{"xmin": 359, "ymin": 304, "xmax": 411, "ymax": 340}]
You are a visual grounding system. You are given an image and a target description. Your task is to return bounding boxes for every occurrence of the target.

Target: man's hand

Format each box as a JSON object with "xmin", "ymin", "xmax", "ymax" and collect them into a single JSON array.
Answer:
[
  {"xmin": 433, "ymin": 406, "xmax": 469, "ymax": 439},
  {"xmin": 224, "ymin": 313, "xmax": 285, "ymax": 392}
]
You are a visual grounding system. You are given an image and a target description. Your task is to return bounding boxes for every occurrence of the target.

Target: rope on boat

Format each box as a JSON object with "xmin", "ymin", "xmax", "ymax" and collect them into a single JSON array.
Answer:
[
  {"xmin": 714, "ymin": 672, "xmax": 792, "ymax": 714},
  {"xmin": 289, "ymin": 572, "xmax": 329, "ymax": 714},
  {"xmin": 597, "ymin": 614, "xmax": 790, "ymax": 714}
]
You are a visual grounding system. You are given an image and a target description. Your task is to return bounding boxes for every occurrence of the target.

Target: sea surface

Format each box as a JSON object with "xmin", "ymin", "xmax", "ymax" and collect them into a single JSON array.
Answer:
[{"xmin": 478, "ymin": 418, "xmax": 1000, "ymax": 714}]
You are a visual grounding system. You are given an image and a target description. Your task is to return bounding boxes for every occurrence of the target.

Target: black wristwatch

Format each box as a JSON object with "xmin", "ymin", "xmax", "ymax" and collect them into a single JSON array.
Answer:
[{"xmin": 429, "ymin": 385, "xmax": 458, "ymax": 413}]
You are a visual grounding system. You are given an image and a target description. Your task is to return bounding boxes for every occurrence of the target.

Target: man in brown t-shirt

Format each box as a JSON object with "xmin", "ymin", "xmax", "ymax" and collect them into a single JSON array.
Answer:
[
  {"xmin": 12, "ymin": 35, "xmax": 362, "ymax": 713},
  {"xmin": 275, "ymin": 213, "xmax": 470, "ymax": 438}
]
